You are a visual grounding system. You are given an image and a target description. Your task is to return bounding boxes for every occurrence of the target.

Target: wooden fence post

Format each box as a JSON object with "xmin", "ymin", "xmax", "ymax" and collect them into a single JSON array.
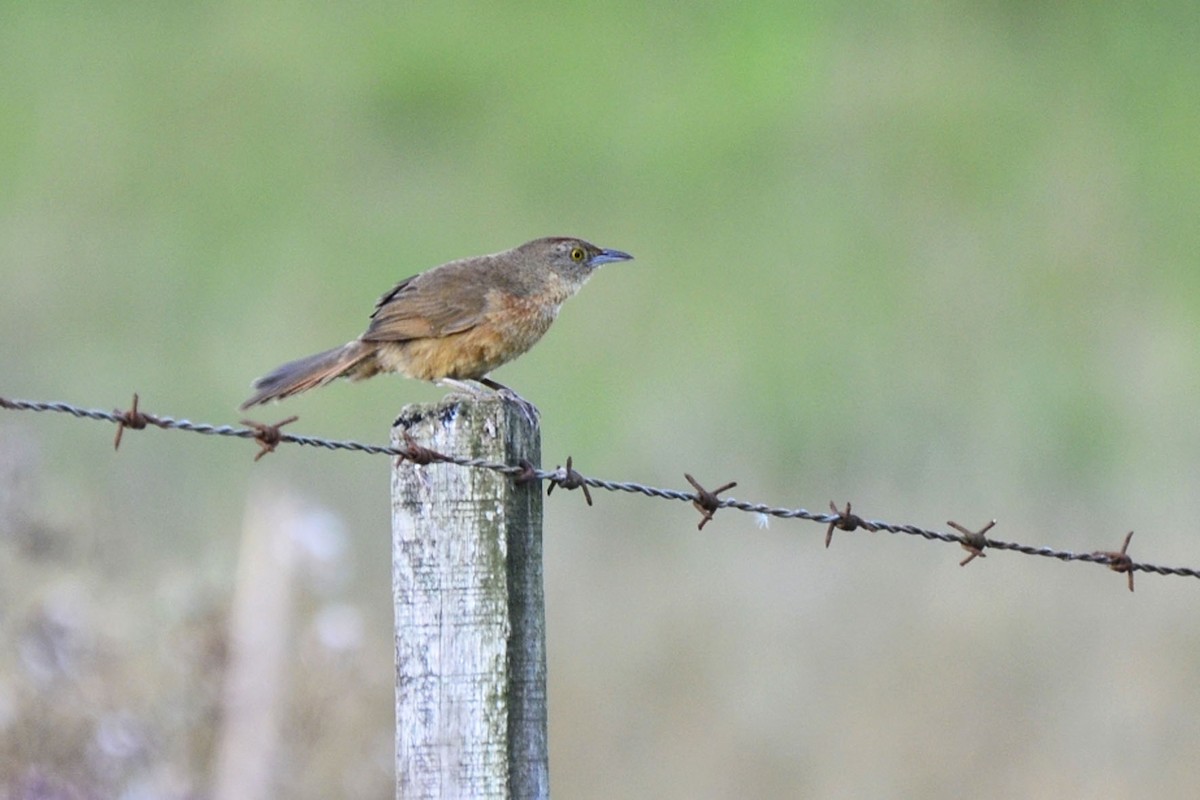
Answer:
[{"xmin": 391, "ymin": 397, "xmax": 548, "ymax": 799}]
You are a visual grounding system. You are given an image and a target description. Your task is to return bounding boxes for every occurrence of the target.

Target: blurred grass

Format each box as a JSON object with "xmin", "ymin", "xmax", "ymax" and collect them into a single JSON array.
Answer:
[{"xmin": 2, "ymin": 1, "xmax": 1200, "ymax": 797}]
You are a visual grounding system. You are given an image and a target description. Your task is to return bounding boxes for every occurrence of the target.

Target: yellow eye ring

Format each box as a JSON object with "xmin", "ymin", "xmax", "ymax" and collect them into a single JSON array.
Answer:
[{"xmin": 570, "ymin": 247, "xmax": 586, "ymax": 262}]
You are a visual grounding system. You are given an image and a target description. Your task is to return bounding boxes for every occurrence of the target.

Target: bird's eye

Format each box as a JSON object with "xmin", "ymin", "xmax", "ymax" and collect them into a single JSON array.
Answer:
[{"xmin": 570, "ymin": 247, "xmax": 586, "ymax": 262}]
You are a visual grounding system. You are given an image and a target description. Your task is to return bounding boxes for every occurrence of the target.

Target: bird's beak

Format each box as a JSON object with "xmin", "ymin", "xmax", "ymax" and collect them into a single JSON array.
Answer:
[{"xmin": 588, "ymin": 248, "xmax": 634, "ymax": 267}]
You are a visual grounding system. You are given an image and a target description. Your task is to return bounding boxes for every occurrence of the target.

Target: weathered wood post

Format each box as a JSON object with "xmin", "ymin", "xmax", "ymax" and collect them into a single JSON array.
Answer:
[{"xmin": 391, "ymin": 396, "xmax": 548, "ymax": 799}]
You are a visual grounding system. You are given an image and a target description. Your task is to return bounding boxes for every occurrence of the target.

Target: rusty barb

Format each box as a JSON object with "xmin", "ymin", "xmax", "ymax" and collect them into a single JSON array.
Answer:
[
  {"xmin": 684, "ymin": 474, "xmax": 737, "ymax": 530},
  {"xmin": 113, "ymin": 393, "xmax": 169, "ymax": 450},
  {"xmin": 825, "ymin": 500, "xmax": 878, "ymax": 548},
  {"xmin": 547, "ymin": 456, "xmax": 592, "ymax": 506},
  {"xmin": 2, "ymin": 393, "xmax": 1198, "ymax": 590},
  {"xmin": 947, "ymin": 519, "xmax": 996, "ymax": 567},
  {"xmin": 240, "ymin": 415, "xmax": 300, "ymax": 462},
  {"xmin": 1093, "ymin": 530, "xmax": 1136, "ymax": 592},
  {"xmin": 513, "ymin": 458, "xmax": 540, "ymax": 485},
  {"xmin": 396, "ymin": 431, "xmax": 450, "ymax": 466}
]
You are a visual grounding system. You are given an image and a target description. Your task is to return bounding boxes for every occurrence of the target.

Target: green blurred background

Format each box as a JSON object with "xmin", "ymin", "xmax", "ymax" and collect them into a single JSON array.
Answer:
[{"xmin": 3, "ymin": 1, "xmax": 1199, "ymax": 797}]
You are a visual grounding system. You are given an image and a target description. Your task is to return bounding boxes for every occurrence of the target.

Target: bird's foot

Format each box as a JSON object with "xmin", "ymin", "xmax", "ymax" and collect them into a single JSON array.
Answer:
[
  {"xmin": 433, "ymin": 378, "xmax": 539, "ymax": 426},
  {"xmin": 479, "ymin": 378, "xmax": 540, "ymax": 427}
]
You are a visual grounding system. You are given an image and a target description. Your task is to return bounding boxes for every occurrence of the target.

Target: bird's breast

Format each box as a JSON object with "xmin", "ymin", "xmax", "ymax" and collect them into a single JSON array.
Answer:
[{"xmin": 375, "ymin": 291, "xmax": 563, "ymax": 381}]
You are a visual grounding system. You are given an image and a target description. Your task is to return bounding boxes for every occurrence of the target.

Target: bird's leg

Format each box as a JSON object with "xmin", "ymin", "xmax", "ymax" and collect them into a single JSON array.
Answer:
[
  {"xmin": 479, "ymin": 377, "xmax": 540, "ymax": 425},
  {"xmin": 437, "ymin": 378, "xmax": 490, "ymax": 397}
]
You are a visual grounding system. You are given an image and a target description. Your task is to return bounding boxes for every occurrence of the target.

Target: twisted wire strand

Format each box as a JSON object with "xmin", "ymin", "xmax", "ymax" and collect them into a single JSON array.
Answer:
[{"xmin": 3, "ymin": 395, "xmax": 1196, "ymax": 582}]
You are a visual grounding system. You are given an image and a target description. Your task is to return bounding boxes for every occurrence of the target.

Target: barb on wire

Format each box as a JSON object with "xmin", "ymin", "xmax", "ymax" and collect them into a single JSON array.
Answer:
[
  {"xmin": 3, "ymin": 394, "xmax": 1198, "ymax": 588},
  {"xmin": 397, "ymin": 431, "xmax": 450, "ymax": 466},
  {"xmin": 825, "ymin": 500, "xmax": 874, "ymax": 548},
  {"xmin": 684, "ymin": 473, "xmax": 737, "ymax": 530},
  {"xmin": 547, "ymin": 456, "xmax": 592, "ymax": 506},
  {"xmin": 947, "ymin": 519, "xmax": 994, "ymax": 567},
  {"xmin": 240, "ymin": 415, "xmax": 299, "ymax": 462},
  {"xmin": 513, "ymin": 458, "xmax": 540, "ymax": 485},
  {"xmin": 114, "ymin": 393, "xmax": 150, "ymax": 450},
  {"xmin": 1093, "ymin": 530, "xmax": 1136, "ymax": 592}
]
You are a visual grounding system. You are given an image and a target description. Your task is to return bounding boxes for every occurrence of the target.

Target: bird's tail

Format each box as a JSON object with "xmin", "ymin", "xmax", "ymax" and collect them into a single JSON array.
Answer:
[{"xmin": 240, "ymin": 341, "xmax": 376, "ymax": 409}]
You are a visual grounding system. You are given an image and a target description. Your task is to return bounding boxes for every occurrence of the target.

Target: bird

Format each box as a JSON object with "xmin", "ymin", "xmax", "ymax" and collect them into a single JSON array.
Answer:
[{"xmin": 240, "ymin": 236, "xmax": 633, "ymax": 410}]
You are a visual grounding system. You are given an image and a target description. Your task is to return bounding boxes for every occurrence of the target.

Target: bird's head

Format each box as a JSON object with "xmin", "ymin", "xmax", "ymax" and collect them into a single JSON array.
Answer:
[{"xmin": 526, "ymin": 236, "xmax": 634, "ymax": 290}]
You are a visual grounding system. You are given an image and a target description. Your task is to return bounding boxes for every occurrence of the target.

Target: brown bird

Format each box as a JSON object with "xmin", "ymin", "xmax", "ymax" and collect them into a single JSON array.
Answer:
[{"xmin": 240, "ymin": 236, "xmax": 633, "ymax": 410}]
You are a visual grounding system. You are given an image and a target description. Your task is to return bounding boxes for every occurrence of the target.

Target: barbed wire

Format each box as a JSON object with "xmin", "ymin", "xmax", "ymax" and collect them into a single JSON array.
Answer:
[{"xmin": 2, "ymin": 394, "xmax": 1194, "ymax": 590}]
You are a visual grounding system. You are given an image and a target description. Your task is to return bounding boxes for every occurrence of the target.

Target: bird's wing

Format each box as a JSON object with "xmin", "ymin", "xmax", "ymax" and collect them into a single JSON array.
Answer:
[{"xmin": 361, "ymin": 263, "xmax": 491, "ymax": 342}]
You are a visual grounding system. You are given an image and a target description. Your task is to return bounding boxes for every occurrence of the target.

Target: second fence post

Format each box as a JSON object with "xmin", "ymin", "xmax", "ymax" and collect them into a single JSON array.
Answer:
[{"xmin": 391, "ymin": 396, "xmax": 548, "ymax": 800}]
